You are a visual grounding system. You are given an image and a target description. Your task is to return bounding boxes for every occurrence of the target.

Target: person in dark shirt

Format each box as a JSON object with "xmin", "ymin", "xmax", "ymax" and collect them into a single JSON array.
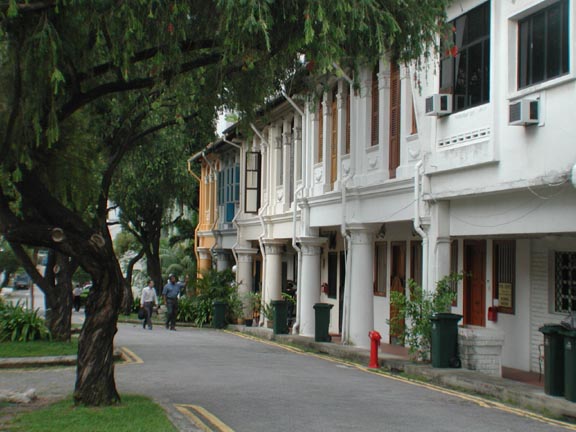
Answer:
[{"xmin": 162, "ymin": 274, "xmax": 188, "ymax": 330}]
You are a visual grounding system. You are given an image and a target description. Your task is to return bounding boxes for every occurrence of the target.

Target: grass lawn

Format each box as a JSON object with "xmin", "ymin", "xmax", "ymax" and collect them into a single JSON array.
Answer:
[
  {"xmin": 0, "ymin": 339, "xmax": 79, "ymax": 358},
  {"xmin": 8, "ymin": 395, "xmax": 177, "ymax": 432}
]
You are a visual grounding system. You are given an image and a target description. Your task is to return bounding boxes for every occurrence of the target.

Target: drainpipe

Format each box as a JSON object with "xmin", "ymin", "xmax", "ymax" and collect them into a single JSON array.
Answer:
[
  {"xmin": 341, "ymin": 81, "xmax": 356, "ymax": 344},
  {"xmin": 187, "ymin": 157, "xmax": 202, "ymax": 182},
  {"xmin": 222, "ymin": 137, "xmax": 242, "ymax": 150},
  {"xmin": 280, "ymin": 92, "xmax": 307, "ymax": 333},
  {"xmin": 340, "ymin": 175, "xmax": 353, "ymax": 344},
  {"xmin": 413, "ymin": 160, "xmax": 428, "ymax": 292},
  {"xmin": 251, "ymin": 123, "xmax": 270, "ymax": 324},
  {"xmin": 281, "ymin": 91, "xmax": 305, "ymax": 117},
  {"xmin": 332, "ymin": 63, "xmax": 354, "ymax": 86},
  {"xmin": 290, "ymin": 117, "xmax": 306, "ymax": 334}
]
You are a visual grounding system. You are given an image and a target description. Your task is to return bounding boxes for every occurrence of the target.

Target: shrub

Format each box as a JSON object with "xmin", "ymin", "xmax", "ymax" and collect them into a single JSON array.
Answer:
[
  {"xmin": 388, "ymin": 273, "xmax": 462, "ymax": 361},
  {"xmin": 178, "ymin": 269, "xmax": 241, "ymax": 326},
  {"xmin": 0, "ymin": 301, "xmax": 51, "ymax": 342}
]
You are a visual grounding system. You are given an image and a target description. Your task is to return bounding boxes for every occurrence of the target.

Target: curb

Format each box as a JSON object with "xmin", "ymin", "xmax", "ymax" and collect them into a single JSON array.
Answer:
[
  {"xmin": 0, "ymin": 350, "xmax": 124, "ymax": 369},
  {"xmin": 228, "ymin": 325, "xmax": 576, "ymax": 422}
]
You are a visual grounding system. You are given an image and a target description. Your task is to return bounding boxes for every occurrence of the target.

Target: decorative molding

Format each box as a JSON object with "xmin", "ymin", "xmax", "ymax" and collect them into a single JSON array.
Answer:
[
  {"xmin": 437, "ymin": 127, "xmax": 491, "ymax": 149},
  {"xmin": 299, "ymin": 237, "xmax": 327, "ymax": 256},
  {"xmin": 235, "ymin": 248, "xmax": 258, "ymax": 263},
  {"xmin": 347, "ymin": 224, "xmax": 378, "ymax": 245},
  {"xmin": 262, "ymin": 239, "xmax": 286, "ymax": 255}
]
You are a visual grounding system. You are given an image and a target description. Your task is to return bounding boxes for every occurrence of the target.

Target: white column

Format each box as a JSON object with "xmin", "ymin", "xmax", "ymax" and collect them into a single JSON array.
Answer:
[
  {"xmin": 347, "ymin": 224, "xmax": 377, "ymax": 349},
  {"xmin": 214, "ymin": 250, "xmax": 231, "ymax": 272},
  {"xmin": 298, "ymin": 237, "xmax": 326, "ymax": 337},
  {"xmin": 236, "ymin": 248, "xmax": 258, "ymax": 319},
  {"xmin": 263, "ymin": 239, "xmax": 285, "ymax": 305},
  {"xmin": 428, "ymin": 200, "xmax": 451, "ymax": 290}
]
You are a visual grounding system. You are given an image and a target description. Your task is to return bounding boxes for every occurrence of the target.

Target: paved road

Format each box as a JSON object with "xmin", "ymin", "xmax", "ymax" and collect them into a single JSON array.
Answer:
[{"xmin": 2, "ymin": 321, "xmax": 574, "ymax": 432}]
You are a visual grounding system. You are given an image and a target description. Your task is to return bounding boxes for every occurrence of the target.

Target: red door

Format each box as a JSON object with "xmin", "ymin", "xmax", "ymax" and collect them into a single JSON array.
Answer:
[{"xmin": 464, "ymin": 240, "xmax": 486, "ymax": 326}]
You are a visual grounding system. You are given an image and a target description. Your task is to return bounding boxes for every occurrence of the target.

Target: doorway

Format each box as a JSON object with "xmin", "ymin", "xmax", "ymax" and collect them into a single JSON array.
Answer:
[
  {"xmin": 389, "ymin": 241, "xmax": 406, "ymax": 344},
  {"xmin": 463, "ymin": 240, "xmax": 486, "ymax": 326}
]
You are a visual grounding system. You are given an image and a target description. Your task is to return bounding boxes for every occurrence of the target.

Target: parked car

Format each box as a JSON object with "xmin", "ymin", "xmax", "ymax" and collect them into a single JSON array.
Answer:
[{"xmin": 14, "ymin": 274, "xmax": 32, "ymax": 290}]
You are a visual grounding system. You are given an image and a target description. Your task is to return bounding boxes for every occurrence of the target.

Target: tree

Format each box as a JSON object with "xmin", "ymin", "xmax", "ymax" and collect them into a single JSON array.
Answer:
[
  {"xmin": 0, "ymin": 0, "xmax": 451, "ymax": 406},
  {"xmin": 110, "ymin": 117, "xmax": 210, "ymax": 296}
]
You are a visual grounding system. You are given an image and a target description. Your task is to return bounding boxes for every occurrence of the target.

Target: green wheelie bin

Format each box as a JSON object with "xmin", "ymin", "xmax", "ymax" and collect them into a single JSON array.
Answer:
[
  {"xmin": 560, "ymin": 327, "xmax": 576, "ymax": 402},
  {"xmin": 313, "ymin": 303, "xmax": 334, "ymax": 342},
  {"xmin": 212, "ymin": 300, "xmax": 227, "ymax": 329},
  {"xmin": 430, "ymin": 313, "xmax": 462, "ymax": 368},
  {"xmin": 539, "ymin": 324, "xmax": 565, "ymax": 397},
  {"xmin": 271, "ymin": 300, "xmax": 288, "ymax": 335}
]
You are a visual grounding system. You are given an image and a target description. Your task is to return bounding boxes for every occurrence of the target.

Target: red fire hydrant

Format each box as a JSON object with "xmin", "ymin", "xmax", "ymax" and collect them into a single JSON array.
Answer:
[{"xmin": 368, "ymin": 330, "xmax": 382, "ymax": 368}]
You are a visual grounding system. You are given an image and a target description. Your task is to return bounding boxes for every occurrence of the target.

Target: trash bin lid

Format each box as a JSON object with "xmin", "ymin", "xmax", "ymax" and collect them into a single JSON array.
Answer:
[
  {"xmin": 212, "ymin": 300, "xmax": 227, "ymax": 305},
  {"xmin": 270, "ymin": 299, "xmax": 287, "ymax": 305},
  {"xmin": 558, "ymin": 327, "xmax": 576, "ymax": 338},
  {"xmin": 430, "ymin": 313, "xmax": 462, "ymax": 321},
  {"xmin": 313, "ymin": 303, "xmax": 334, "ymax": 310},
  {"xmin": 539, "ymin": 324, "xmax": 565, "ymax": 334}
]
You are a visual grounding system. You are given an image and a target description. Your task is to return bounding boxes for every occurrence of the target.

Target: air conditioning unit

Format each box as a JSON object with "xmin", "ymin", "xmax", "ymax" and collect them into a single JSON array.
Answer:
[
  {"xmin": 425, "ymin": 94, "xmax": 452, "ymax": 116},
  {"xmin": 509, "ymin": 98, "xmax": 539, "ymax": 126}
]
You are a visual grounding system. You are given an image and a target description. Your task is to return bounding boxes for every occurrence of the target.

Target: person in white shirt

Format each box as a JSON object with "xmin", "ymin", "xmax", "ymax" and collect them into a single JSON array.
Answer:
[{"xmin": 140, "ymin": 280, "xmax": 158, "ymax": 330}]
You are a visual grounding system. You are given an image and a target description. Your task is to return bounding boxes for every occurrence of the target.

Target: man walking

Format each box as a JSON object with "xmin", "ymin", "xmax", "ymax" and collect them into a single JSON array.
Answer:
[
  {"xmin": 162, "ymin": 274, "xmax": 188, "ymax": 330},
  {"xmin": 140, "ymin": 280, "xmax": 158, "ymax": 330}
]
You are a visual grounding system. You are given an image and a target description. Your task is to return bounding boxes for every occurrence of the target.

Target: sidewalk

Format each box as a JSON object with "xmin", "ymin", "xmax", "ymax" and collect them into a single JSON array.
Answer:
[{"xmin": 229, "ymin": 325, "xmax": 576, "ymax": 422}]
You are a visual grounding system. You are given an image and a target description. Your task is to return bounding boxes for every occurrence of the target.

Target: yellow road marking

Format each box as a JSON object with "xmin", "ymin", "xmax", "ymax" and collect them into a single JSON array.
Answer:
[
  {"xmin": 227, "ymin": 330, "xmax": 576, "ymax": 430},
  {"xmin": 175, "ymin": 404, "xmax": 235, "ymax": 432},
  {"xmin": 117, "ymin": 346, "xmax": 143, "ymax": 365},
  {"xmin": 175, "ymin": 405, "xmax": 212, "ymax": 432}
]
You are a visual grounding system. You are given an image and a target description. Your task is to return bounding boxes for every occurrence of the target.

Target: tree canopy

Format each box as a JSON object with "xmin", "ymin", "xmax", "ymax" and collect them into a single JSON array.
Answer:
[{"xmin": 0, "ymin": 0, "xmax": 452, "ymax": 406}]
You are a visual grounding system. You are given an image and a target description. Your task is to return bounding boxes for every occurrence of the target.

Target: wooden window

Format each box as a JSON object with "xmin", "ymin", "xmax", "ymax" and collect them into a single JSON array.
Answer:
[
  {"xmin": 389, "ymin": 61, "xmax": 401, "ymax": 178},
  {"xmin": 244, "ymin": 152, "xmax": 261, "ymax": 214},
  {"xmin": 493, "ymin": 240, "xmax": 515, "ymax": 314},
  {"xmin": 317, "ymin": 101, "xmax": 324, "ymax": 162},
  {"xmin": 518, "ymin": 0, "xmax": 568, "ymax": 89},
  {"xmin": 374, "ymin": 242, "xmax": 387, "ymax": 296},
  {"xmin": 554, "ymin": 251, "xmax": 576, "ymax": 313},
  {"xmin": 370, "ymin": 65, "xmax": 379, "ymax": 147},
  {"xmin": 330, "ymin": 87, "xmax": 338, "ymax": 186},
  {"xmin": 345, "ymin": 88, "xmax": 351, "ymax": 155}
]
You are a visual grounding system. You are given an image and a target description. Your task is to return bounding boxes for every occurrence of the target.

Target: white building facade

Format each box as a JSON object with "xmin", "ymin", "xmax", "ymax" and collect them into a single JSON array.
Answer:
[{"xmin": 195, "ymin": 0, "xmax": 576, "ymax": 374}]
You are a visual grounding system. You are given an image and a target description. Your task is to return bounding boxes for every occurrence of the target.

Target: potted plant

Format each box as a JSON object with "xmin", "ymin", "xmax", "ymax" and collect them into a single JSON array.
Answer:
[{"xmin": 243, "ymin": 291, "xmax": 261, "ymax": 327}]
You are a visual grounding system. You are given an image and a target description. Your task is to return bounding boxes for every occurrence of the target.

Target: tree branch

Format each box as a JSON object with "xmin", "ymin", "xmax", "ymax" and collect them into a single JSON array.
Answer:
[
  {"xmin": 76, "ymin": 39, "xmax": 217, "ymax": 83},
  {"xmin": 59, "ymin": 52, "xmax": 222, "ymax": 121},
  {"xmin": 0, "ymin": 0, "xmax": 56, "ymax": 13},
  {"xmin": 128, "ymin": 113, "xmax": 197, "ymax": 145}
]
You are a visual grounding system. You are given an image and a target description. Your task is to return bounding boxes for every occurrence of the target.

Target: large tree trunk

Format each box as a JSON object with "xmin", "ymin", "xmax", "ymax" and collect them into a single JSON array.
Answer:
[
  {"xmin": 74, "ymin": 254, "xmax": 123, "ymax": 405},
  {"xmin": 145, "ymin": 242, "xmax": 163, "ymax": 296},
  {"xmin": 44, "ymin": 251, "xmax": 74, "ymax": 342},
  {"xmin": 1, "ymin": 173, "xmax": 125, "ymax": 406}
]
